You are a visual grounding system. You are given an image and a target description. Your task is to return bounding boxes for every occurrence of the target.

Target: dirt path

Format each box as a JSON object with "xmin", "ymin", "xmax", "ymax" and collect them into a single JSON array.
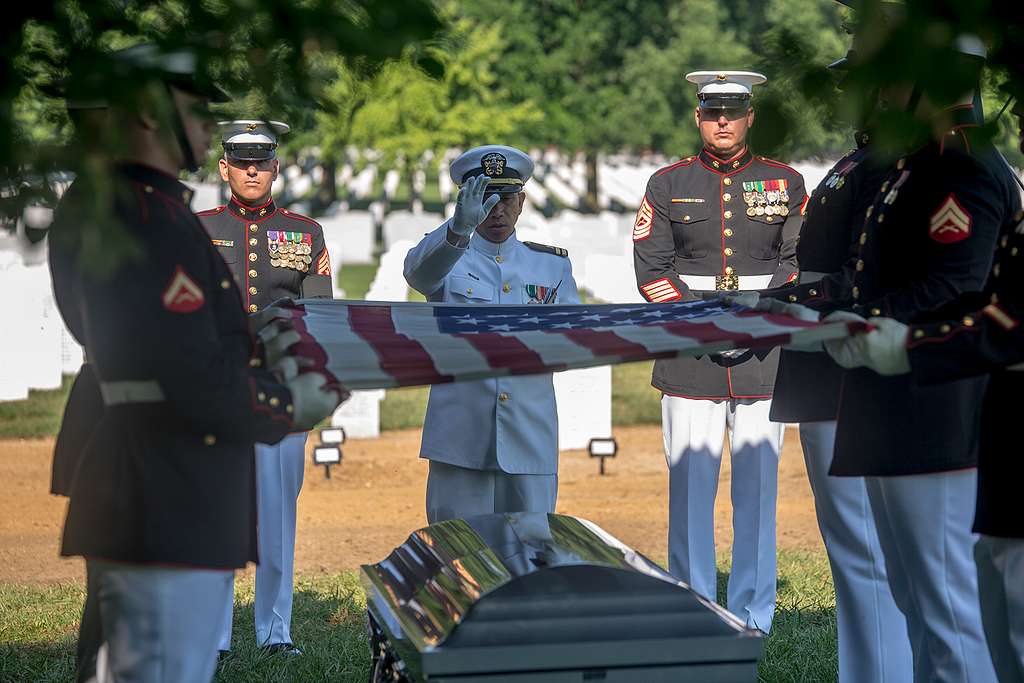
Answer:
[{"xmin": 0, "ymin": 425, "xmax": 823, "ymax": 585}]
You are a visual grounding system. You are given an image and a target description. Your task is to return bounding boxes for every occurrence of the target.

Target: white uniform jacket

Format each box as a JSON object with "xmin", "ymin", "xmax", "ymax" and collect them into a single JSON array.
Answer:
[{"xmin": 404, "ymin": 221, "xmax": 580, "ymax": 475}]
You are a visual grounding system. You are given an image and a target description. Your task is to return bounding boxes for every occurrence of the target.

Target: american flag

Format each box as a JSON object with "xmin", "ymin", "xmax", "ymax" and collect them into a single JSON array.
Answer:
[{"xmin": 282, "ymin": 298, "xmax": 864, "ymax": 390}]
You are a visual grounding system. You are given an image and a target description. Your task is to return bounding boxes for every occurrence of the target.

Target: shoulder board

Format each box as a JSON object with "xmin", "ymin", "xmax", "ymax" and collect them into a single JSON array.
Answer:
[
  {"xmin": 523, "ymin": 241, "xmax": 568, "ymax": 258},
  {"xmin": 194, "ymin": 205, "xmax": 226, "ymax": 217},
  {"xmin": 655, "ymin": 156, "xmax": 697, "ymax": 177},
  {"xmin": 278, "ymin": 208, "xmax": 322, "ymax": 229},
  {"xmin": 755, "ymin": 156, "xmax": 801, "ymax": 176}
]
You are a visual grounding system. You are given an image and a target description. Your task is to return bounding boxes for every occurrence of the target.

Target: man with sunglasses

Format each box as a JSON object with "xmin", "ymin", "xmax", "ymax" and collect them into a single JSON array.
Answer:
[
  {"xmin": 632, "ymin": 71, "xmax": 806, "ymax": 633},
  {"xmin": 198, "ymin": 120, "xmax": 334, "ymax": 658},
  {"xmin": 404, "ymin": 145, "xmax": 579, "ymax": 523}
]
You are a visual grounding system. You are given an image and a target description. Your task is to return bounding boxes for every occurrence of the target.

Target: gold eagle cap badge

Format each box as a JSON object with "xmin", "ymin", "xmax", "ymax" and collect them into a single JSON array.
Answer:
[
  {"xmin": 481, "ymin": 152, "xmax": 507, "ymax": 177},
  {"xmin": 246, "ymin": 123, "xmax": 258, "ymax": 132}
]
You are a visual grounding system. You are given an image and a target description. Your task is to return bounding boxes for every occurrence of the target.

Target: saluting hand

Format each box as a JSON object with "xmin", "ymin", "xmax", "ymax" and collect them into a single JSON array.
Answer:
[{"xmin": 450, "ymin": 175, "xmax": 500, "ymax": 238}]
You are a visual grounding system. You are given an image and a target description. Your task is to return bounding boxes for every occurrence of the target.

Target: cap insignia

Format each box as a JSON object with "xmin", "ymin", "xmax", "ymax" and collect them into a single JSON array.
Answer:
[
  {"xmin": 716, "ymin": 73, "xmax": 728, "ymax": 81},
  {"xmin": 246, "ymin": 123, "xmax": 258, "ymax": 132},
  {"xmin": 482, "ymin": 152, "xmax": 507, "ymax": 177}
]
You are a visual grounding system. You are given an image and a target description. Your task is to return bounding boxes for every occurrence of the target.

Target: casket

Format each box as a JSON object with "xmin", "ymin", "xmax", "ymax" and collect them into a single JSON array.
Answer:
[{"xmin": 361, "ymin": 513, "xmax": 762, "ymax": 682}]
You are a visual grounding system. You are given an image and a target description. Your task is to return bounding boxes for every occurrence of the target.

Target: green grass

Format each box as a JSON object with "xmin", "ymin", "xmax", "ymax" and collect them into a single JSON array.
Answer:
[
  {"xmin": 612, "ymin": 360, "xmax": 661, "ymax": 426},
  {"xmin": 0, "ymin": 550, "xmax": 838, "ymax": 682},
  {"xmin": 336, "ymin": 263, "xmax": 379, "ymax": 301},
  {"xmin": 0, "ymin": 375, "xmax": 74, "ymax": 439},
  {"xmin": 380, "ymin": 386, "xmax": 429, "ymax": 431}
]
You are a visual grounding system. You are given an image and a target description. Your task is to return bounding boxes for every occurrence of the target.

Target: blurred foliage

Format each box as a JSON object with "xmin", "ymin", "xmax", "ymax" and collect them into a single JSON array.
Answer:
[{"xmin": 3, "ymin": 0, "xmax": 1023, "ymax": 231}]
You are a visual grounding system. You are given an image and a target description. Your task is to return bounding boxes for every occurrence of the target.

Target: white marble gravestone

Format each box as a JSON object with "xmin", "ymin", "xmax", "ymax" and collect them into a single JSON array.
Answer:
[
  {"xmin": 330, "ymin": 389, "xmax": 387, "ymax": 439},
  {"xmin": 319, "ymin": 211, "xmax": 375, "ymax": 265},
  {"xmin": 554, "ymin": 365, "xmax": 613, "ymax": 451}
]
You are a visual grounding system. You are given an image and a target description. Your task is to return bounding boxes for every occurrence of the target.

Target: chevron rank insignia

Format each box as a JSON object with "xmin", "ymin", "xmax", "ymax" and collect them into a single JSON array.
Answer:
[
  {"xmin": 162, "ymin": 266, "xmax": 205, "ymax": 313},
  {"xmin": 929, "ymin": 194, "xmax": 972, "ymax": 244},
  {"xmin": 633, "ymin": 196, "xmax": 654, "ymax": 241}
]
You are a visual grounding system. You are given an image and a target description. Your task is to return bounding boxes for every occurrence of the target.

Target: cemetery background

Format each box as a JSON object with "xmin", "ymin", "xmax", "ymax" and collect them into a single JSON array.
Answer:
[{"xmin": 3, "ymin": 1, "xmax": 1024, "ymax": 680}]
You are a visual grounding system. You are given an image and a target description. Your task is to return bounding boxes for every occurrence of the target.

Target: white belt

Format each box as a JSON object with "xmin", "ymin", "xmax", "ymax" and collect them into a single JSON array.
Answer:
[
  {"xmin": 679, "ymin": 274, "xmax": 773, "ymax": 291},
  {"xmin": 100, "ymin": 380, "xmax": 165, "ymax": 406},
  {"xmin": 799, "ymin": 271, "xmax": 827, "ymax": 284},
  {"xmin": 1008, "ymin": 363, "xmax": 1024, "ymax": 372}
]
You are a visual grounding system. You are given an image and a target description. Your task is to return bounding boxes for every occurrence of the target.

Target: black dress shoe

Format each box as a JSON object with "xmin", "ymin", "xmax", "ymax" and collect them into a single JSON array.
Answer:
[{"xmin": 261, "ymin": 642, "xmax": 303, "ymax": 657}]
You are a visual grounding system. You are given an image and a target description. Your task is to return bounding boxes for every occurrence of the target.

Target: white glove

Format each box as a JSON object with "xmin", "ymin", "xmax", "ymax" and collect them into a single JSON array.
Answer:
[
  {"xmin": 285, "ymin": 371, "xmax": 343, "ymax": 431},
  {"xmin": 249, "ymin": 297, "xmax": 295, "ymax": 334},
  {"xmin": 451, "ymin": 175, "xmax": 501, "ymax": 237},
  {"xmin": 824, "ymin": 313, "xmax": 909, "ymax": 374},
  {"xmin": 861, "ymin": 317, "xmax": 911, "ymax": 375},
  {"xmin": 754, "ymin": 298, "xmax": 821, "ymax": 322},
  {"xmin": 719, "ymin": 291, "xmax": 760, "ymax": 309},
  {"xmin": 262, "ymin": 326, "xmax": 302, "ymax": 368}
]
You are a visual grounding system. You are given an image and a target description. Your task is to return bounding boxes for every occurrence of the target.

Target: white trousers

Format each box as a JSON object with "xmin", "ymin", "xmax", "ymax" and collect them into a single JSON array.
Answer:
[
  {"xmin": 219, "ymin": 432, "xmax": 307, "ymax": 650},
  {"xmin": 866, "ymin": 470, "xmax": 997, "ymax": 683},
  {"xmin": 800, "ymin": 421, "xmax": 913, "ymax": 683},
  {"xmin": 425, "ymin": 460, "xmax": 557, "ymax": 524},
  {"xmin": 662, "ymin": 396, "xmax": 783, "ymax": 632},
  {"xmin": 975, "ymin": 535, "xmax": 1024, "ymax": 683},
  {"xmin": 86, "ymin": 560, "xmax": 232, "ymax": 683}
]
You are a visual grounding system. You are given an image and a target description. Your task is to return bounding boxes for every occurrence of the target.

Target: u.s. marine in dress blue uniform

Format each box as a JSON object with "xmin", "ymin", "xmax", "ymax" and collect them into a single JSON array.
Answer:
[
  {"xmin": 632, "ymin": 71, "xmax": 806, "ymax": 633},
  {"xmin": 779, "ymin": 103, "xmax": 1018, "ymax": 683},
  {"xmin": 196, "ymin": 120, "xmax": 333, "ymax": 656}
]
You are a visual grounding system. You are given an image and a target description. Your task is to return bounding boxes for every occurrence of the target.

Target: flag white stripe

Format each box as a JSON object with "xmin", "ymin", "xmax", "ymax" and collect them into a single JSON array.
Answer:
[
  {"xmin": 391, "ymin": 307, "xmax": 495, "ymax": 377},
  {"xmin": 299, "ymin": 301, "xmax": 399, "ymax": 388}
]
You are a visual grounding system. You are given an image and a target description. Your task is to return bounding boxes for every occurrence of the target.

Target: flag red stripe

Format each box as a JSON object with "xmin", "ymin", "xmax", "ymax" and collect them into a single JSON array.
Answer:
[
  {"xmin": 560, "ymin": 328, "xmax": 672, "ymax": 363},
  {"xmin": 348, "ymin": 305, "xmax": 452, "ymax": 386},
  {"xmin": 456, "ymin": 332, "xmax": 563, "ymax": 375}
]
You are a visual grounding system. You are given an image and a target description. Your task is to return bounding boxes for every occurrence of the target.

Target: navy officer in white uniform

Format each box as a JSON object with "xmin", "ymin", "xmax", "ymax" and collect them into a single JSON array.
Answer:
[{"xmin": 404, "ymin": 145, "xmax": 580, "ymax": 523}]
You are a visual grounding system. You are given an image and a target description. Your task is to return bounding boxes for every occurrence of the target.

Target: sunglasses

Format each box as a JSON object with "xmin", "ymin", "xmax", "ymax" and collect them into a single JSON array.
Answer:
[{"xmin": 700, "ymin": 107, "xmax": 749, "ymax": 121}]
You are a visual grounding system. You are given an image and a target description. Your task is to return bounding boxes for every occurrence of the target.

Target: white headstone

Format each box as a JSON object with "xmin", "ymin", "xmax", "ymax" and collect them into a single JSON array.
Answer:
[
  {"xmin": 330, "ymin": 389, "xmax": 386, "ymax": 439},
  {"xmin": 554, "ymin": 365, "xmax": 613, "ymax": 451},
  {"xmin": 382, "ymin": 211, "xmax": 442, "ymax": 249},
  {"xmin": 0, "ymin": 245, "xmax": 30, "ymax": 400},
  {"xmin": 186, "ymin": 182, "xmax": 223, "ymax": 212},
  {"xmin": 351, "ymin": 166, "xmax": 377, "ymax": 199},
  {"xmin": 320, "ymin": 211, "xmax": 375, "ymax": 265},
  {"xmin": 365, "ymin": 239, "xmax": 415, "ymax": 302},
  {"xmin": 383, "ymin": 169, "xmax": 401, "ymax": 199}
]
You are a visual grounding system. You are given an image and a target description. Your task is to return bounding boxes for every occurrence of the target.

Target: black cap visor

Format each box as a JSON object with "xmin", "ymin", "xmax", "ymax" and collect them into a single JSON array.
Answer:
[
  {"xmin": 224, "ymin": 142, "xmax": 277, "ymax": 161},
  {"xmin": 697, "ymin": 94, "xmax": 752, "ymax": 110}
]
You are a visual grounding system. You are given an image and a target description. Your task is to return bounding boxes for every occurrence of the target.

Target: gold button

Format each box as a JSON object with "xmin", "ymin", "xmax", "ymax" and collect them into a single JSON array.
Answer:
[
  {"xmin": 871, "ymin": 308, "xmax": 882, "ymax": 316},
  {"xmin": 257, "ymin": 392, "xmax": 267, "ymax": 402},
  {"xmin": 963, "ymin": 316, "xmax": 975, "ymax": 326},
  {"xmin": 1001, "ymin": 236, "xmax": 1009, "ymax": 248},
  {"xmin": 724, "ymin": 228, "xmax": 733, "ymax": 237},
  {"xmin": 940, "ymin": 324, "xmax": 951, "ymax": 333},
  {"xmin": 852, "ymin": 286, "xmax": 860, "ymax": 299},
  {"xmin": 203, "ymin": 434, "xmax": 216, "ymax": 446},
  {"xmin": 249, "ymin": 304, "xmax": 258, "ymax": 313},
  {"xmin": 723, "ymin": 193, "xmax": 732, "ymax": 202},
  {"xmin": 684, "ymin": 215, "xmax": 691, "ymax": 221},
  {"xmin": 913, "ymin": 329, "xmax": 925, "ymax": 339},
  {"xmin": 724, "ymin": 210, "xmax": 733, "ymax": 219},
  {"xmin": 724, "ymin": 247, "xmax": 734, "ymax": 256},
  {"xmin": 991, "ymin": 293, "xmax": 1000, "ymax": 304},
  {"xmin": 144, "ymin": 185, "xmax": 153, "ymax": 193},
  {"xmin": 249, "ymin": 253, "xmax": 258, "ymax": 261},
  {"xmin": 249, "ymin": 224, "xmax": 258, "ymax": 233},
  {"xmin": 809, "ymin": 289, "xmax": 818, "ymax": 296},
  {"xmin": 732, "ymin": 161, "xmax": 739, "ymax": 168},
  {"xmin": 880, "ymin": 182, "xmax": 889, "ymax": 193},
  {"xmin": 249, "ymin": 358, "xmax": 262, "ymax": 368},
  {"xmin": 499, "ymin": 392, "xmax": 510, "ymax": 402},
  {"xmin": 1012, "ymin": 248, "xmax": 1019, "ymax": 257},
  {"xmin": 994, "ymin": 264, "xmax": 1001, "ymax": 277},
  {"xmin": 860, "ymin": 232, "xmax": 868, "ymax": 245},
  {"xmin": 249, "ymin": 269, "xmax": 258, "ymax": 278},
  {"xmin": 821, "ymin": 196, "xmax": 828, "ymax": 205},
  {"xmin": 220, "ymin": 279, "xmax": 231, "ymax": 289},
  {"xmin": 467, "ymin": 287, "xmax": 473, "ymax": 295},
  {"xmin": 725, "ymin": 266, "xmax": 734, "ymax": 275},
  {"xmin": 788, "ymin": 295, "xmax": 798, "ymax": 303},
  {"xmin": 723, "ymin": 177, "xmax": 732, "ymax": 186},
  {"xmin": 248, "ymin": 286, "xmax": 258, "ymax": 295},
  {"xmin": 495, "ymin": 255, "xmax": 504, "ymax": 264},
  {"xmin": 877, "ymin": 214, "xmax": 885, "ymax": 223},
  {"xmin": 249, "ymin": 238, "xmax": 258, "ymax": 247},
  {"xmin": 897, "ymin": 158, "xmax": 906, "ymax": 170},
  {"xmin": 712, "ymin": 160, "xmax": 720, "ymax": 168},
  {"xmin": 502, "ymin": 283, "xmax": 511, "ymax": 293},
  {"xmin": 269, "ymin": 396, "xmax": 280, "ymax": 407},
  {"xmin": 286, "ymin": 404, "xmax": 294, "ymax": 414},
  {"xmin": 866, "ymin": 206, "xmax": 874, "ymax": 218},
  {"xmin": 856, "ymin": 260, "xmax": 864, "ymax": 271}
]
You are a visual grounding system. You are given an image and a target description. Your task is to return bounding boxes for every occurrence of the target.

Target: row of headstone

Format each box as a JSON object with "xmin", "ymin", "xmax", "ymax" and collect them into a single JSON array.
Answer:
[
  {"xmin": 382, "ymin": 211, "xmax": 443, "ymax": 250},
  {"xmin": 319, "ymin": 211, "xmax": 376, "ymax": 266}
]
